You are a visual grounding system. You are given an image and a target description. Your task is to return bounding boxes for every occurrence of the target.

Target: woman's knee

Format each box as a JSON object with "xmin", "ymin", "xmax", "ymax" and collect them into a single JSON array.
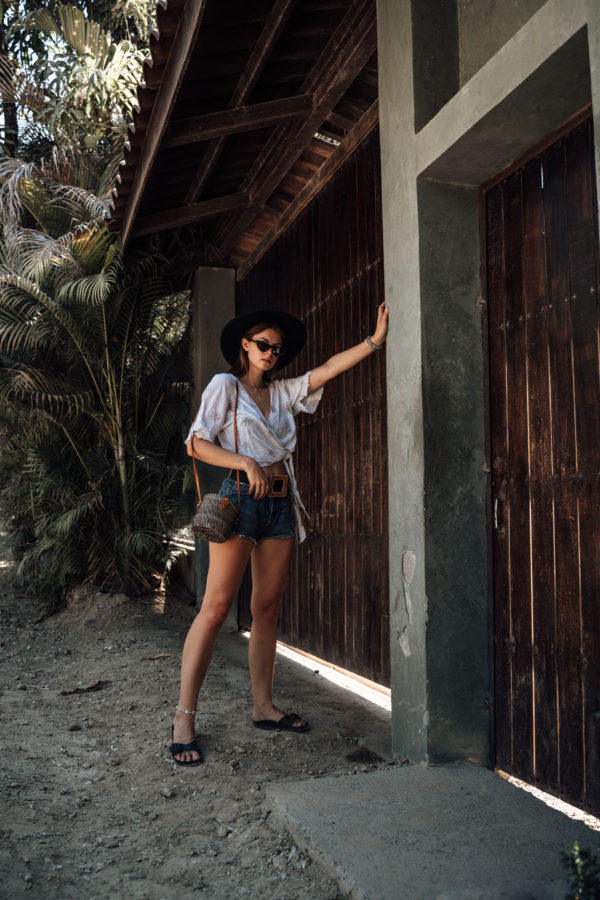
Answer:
[
  {"xmin": 199, "ymin": 594, "xmax": 234, "ymax": 629},
  {"xmin": 251, "ymin": 592, "xmax": 282, "ymax": 624}
]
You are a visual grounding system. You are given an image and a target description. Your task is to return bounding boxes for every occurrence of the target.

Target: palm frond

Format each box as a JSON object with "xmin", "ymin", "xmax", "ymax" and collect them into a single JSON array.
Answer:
[
  {"xmin": 0, "ymin": 365, "xmax": 94, "ymax": 415},
  {"xmin": 55, "ymin": 240, "xmax": 120, "ymax": 306},
  {"xmin": 0, "ymin": 296, "xmax": 65, "ymax": 358},
  {"xmin": 53, "ymin": 488, "xmax": 105, "ymax": 536},
  {"xmin": 53, "ymin": 184, "xmax": 110, "ymax": 224},
  {"xmin": 0, "ymin": 270, "xmax": 87, "ymax": 352},
  {"xmin": 67, "ymin": 225, "xmax": 117, "ymax": 273},
  {"xmin": 4, "ymin": 227, "xmax": 76, "ymax": 283},
  {"xmin": 123, "ymin": 527, "xmax": 160, "ymax": 555},
  {"xmin": 58, "ymin": 6, "xmax": 112, "ymax": 63},
  {"xmin": 39, "ymin": 147, "xmax": 101, "ymax": 194},
  {"xmin": 20, "ymin": 7, "xmax": 61, "ymax": 39},
  {"xmin": 0, "ymin": 159, "xmax": 38, "ymax": 227},
  {"xmin": 0, "ymin": 53, "xmax": 16, "ymax": 104}
]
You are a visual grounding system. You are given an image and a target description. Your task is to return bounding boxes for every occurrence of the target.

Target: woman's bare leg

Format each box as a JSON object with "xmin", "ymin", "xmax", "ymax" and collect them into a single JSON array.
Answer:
[
  {"xmin": 172, "ymin": 536, "xmax": 253, "ymax": 762},
  {"xmin": 248, "ymin": 538, "xmax": 305, "ymax": 727}
]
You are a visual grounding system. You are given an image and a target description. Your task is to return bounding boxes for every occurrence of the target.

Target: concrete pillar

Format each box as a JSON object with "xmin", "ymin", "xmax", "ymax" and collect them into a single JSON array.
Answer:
[
  {"xmin": 190, "ymin": 267, "xmax": 236, "ymax": 621},
  {"xmin": 376, "ymin": 0, "xmax": 429, "ymax": 761},
  {"xmin": 418, "ymin": 179, "xmax": 489, "ymax": 764}
]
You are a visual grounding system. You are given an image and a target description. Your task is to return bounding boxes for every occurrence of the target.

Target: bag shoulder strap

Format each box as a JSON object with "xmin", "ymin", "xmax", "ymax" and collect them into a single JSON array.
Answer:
[{"xmin": 192, "ymin": 381, "xmax": 240, "ymax": 508}]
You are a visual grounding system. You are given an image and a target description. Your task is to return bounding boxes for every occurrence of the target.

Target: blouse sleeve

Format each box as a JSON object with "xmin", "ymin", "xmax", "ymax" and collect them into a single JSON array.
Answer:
[
  {"xmin": 185, "ymin": 373, "xmax": 235, "ymax": 445},
  {"xmin": 279, "ymin": 370, "xmax": 324, "ymax": 416}
]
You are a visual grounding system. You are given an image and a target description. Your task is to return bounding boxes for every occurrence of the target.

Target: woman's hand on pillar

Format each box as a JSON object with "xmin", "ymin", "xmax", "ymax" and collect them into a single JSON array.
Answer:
[{"xmin": 371, "ymin": 301, "xmax": 389, "ymax": 347}]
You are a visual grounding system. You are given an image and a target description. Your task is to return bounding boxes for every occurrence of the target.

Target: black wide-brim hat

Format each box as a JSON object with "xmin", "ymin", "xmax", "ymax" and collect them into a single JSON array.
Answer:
[{"xmin": 220, "ymin": 310, "xmax": 307, "ymax": 371}]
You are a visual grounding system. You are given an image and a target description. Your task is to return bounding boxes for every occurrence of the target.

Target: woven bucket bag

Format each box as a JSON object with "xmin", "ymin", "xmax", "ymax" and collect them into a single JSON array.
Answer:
[{"xmin": 191, "ymin": 382, "xmax": 241, "ymax": 542}]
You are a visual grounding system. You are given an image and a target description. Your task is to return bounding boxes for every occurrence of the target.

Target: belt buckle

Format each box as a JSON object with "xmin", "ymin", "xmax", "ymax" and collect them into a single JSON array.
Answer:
[{"xmin": 267, "ymin": 474, "xmax": 288, "ymax": 497}]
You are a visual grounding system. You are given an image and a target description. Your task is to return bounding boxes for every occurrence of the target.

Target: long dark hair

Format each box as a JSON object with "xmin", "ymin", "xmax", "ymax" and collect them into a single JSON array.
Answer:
[{"xmin": 229, "ymin": 321, "xmax": 286, "ymax": 383}]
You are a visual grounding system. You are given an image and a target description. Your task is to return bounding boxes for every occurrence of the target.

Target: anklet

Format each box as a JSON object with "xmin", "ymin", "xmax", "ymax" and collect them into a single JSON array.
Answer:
[{"xmin": 176, "ymin": 705, "xmax": 197, "ymax": 716}]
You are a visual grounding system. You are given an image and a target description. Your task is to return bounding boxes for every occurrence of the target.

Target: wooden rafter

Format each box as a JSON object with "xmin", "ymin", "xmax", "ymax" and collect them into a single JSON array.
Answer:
[
  {"xmin": 212, "ymin": 0, "xmax": 377, "ymax": 256},
  {"xmin": 120, "ymin": 0, "xmax": 208, "ymax": 247},
  {"xmin": 236, "ymin": 100, "xmax": 379, "ymax": 280},
  {"xmin": 163, "ymin": 94, "xmax": 314, "ymax": 148},
  {"xmin": 184, "ymin": 0, "xmax": 298, "ymax": 205},
  {"xmin": 131, "ymin": 192, "xmax": 250, "ymax": 238}
]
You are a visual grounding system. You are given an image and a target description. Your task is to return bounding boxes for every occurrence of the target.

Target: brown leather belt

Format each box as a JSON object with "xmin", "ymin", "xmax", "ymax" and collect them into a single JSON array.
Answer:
[{"xmin": 227, "ymin": 470, "xmax": 289, "ymax": 497}]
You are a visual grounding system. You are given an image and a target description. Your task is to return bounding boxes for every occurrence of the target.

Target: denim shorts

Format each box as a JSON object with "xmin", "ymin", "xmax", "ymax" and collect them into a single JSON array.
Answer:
[{"xmin": 218, "ymin": 478, "xmax": 295, "ymax": 545}]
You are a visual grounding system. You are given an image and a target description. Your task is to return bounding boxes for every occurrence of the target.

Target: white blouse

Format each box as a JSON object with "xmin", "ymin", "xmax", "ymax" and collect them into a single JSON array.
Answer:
[{"xmin": 185, "ymin": 371, "xmax": 324, "ymax": 541}]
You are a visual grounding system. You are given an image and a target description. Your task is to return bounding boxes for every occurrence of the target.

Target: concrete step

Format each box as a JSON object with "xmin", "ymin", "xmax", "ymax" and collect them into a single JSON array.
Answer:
[{"xmin": 267, "ymin": 761, "xmax": 598, "ymax": 899}]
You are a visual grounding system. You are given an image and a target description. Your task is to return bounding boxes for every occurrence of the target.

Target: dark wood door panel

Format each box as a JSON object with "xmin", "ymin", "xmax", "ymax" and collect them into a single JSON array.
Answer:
[{"xmin": 485, "ymin": 116, "xmax": 600, "ymax": 814}]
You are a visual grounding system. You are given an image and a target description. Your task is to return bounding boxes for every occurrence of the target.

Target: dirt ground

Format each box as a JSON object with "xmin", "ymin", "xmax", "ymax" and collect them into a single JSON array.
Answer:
[{"xmin": 0, "ymin": 526, "xmax": 394, "ymax": 899}]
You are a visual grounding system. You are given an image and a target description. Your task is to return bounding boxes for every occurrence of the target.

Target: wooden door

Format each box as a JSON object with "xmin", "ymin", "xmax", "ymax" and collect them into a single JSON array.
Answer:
[{"xmin": 484, "ymin": 115, "xmax": 600, "ymax": 814}]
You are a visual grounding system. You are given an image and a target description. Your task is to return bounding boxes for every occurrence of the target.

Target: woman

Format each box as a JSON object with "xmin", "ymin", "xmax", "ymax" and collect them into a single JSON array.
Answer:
[{"xmin": 170, "ymin": 302, "xmax": 389, "ymax": 764}]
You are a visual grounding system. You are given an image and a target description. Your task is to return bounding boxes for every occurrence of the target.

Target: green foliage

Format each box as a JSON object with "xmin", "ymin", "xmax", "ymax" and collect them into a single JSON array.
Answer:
[
  {"xmin": 1, "ymin": 0, "xmax": 155, "ymax": 164},
  {"xmin": 562, "ymin": 842, "xmax": 600, "ymax": 900},
  {"xmin": 0, "ymin": 0, "xmax": 200, "ymax": 605},
  {"xmin": 0, "ymin": 155, "xmax": 195, "ymax": 603}
]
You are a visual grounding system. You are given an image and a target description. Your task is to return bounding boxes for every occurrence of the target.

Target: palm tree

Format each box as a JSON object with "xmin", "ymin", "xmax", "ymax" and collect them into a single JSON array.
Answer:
[{"xmin": 0, "ymin": 152, "xmax": 194, "ymax": 601}]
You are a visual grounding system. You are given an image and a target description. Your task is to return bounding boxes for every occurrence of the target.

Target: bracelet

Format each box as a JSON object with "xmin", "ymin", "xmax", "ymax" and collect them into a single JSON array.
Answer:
[{"xmin": 364, "ymin": 335, "xmax": 383, "ymax": 351}]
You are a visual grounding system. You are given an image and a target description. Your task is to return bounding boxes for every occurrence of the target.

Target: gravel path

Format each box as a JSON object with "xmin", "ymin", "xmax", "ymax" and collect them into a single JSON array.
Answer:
[{"xmin": 0, "ymin": 528, "xmax": 393, "ymax": 898}]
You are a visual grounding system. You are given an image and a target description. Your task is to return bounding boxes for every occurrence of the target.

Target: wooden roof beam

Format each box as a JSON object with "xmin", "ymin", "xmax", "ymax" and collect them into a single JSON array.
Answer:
[
  {"xmin": 213, "ymin": 0, "xmax": 377, "ymax": 255},
  {"xmin": 163, "ymin": 93, "xmax": 313, "ymax": 149},
  {"xmin": 236, "ymin": 100, "xmax": 378, "ymax": 281},
  {"xmin": 120, "ymin": 0, "xmax": 209, "ymax": 247},
  {"xmin": 185, "ymin": 0, "xmax": 298, "ymax": 205},
  {"xmin": 131, "ymin": 192, "xmax": 250, "ymax": 238}
]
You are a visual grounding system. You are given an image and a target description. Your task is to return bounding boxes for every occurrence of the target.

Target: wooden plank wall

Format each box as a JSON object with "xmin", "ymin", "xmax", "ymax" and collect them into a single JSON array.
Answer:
[
  {"xmin": 486, "ymin": 116, "xmax": 600, "ymax": 814},
  {"xmin": 236, "ymin": 128, "xmax": 390, "ymax": 686}
]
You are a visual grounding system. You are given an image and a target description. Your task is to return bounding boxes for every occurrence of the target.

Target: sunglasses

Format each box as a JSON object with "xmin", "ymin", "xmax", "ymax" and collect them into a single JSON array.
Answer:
[{"xmin": 248, "ymin": 338, "xmax": 286, "ymax": 357}]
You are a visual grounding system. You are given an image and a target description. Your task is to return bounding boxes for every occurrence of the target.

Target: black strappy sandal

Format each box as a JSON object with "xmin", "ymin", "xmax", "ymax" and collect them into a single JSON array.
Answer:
[
  {"xmin": 252, "ymin": 712, "xmax": 309, "ymax": 733},
  {"xmin": 170, "ymin": 707, "xmax": 203, "ymax": 766}
]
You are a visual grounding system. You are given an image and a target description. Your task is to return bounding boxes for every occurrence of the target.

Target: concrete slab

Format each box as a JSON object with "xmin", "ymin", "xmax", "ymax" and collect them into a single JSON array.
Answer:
[{"xmin": 267, "ymin": 762, "xmax": 598, "ymax": 900}]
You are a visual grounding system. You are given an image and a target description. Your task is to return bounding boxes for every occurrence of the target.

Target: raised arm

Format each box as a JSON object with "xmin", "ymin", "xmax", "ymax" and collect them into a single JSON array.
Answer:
[{"xmin": 308, "ymin": 301, "xmax": 388, "ymax": 393}]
